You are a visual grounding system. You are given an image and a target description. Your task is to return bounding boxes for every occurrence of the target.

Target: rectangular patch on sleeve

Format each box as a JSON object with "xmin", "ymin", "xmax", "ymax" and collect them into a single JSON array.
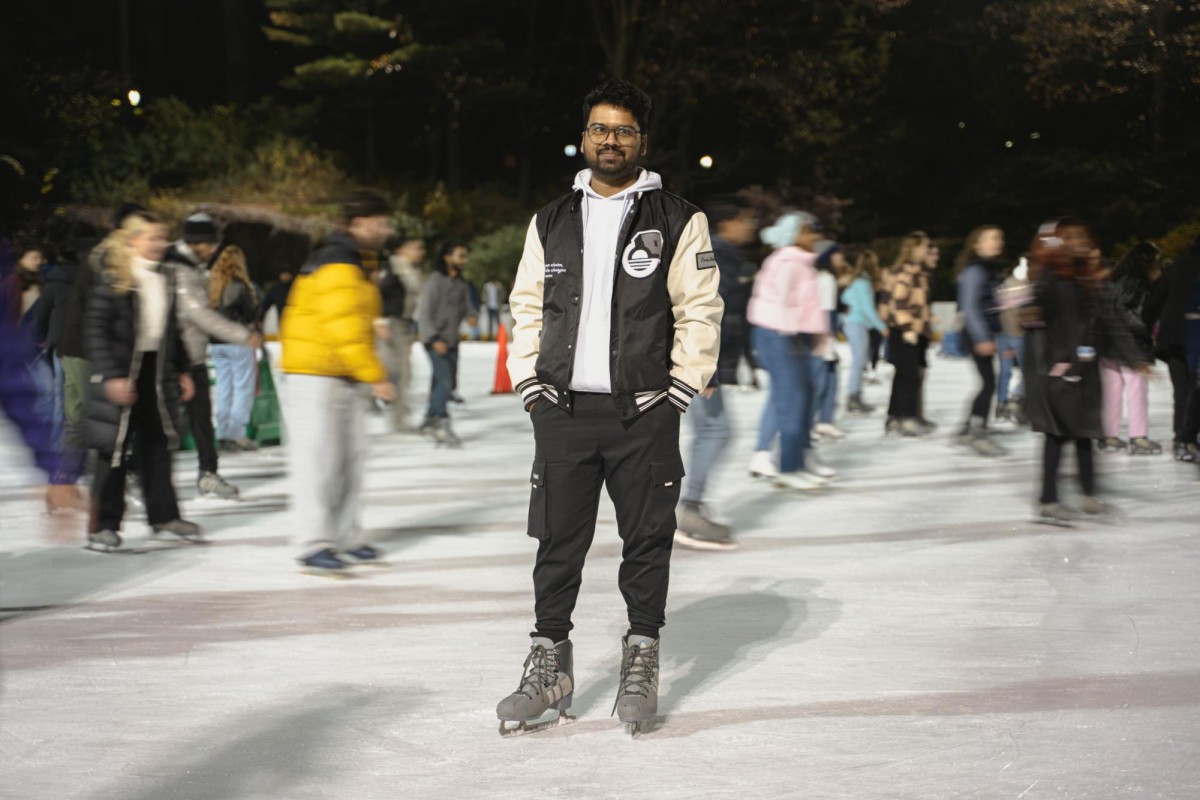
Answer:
[{"xmin": 696, "ymin": 251, "xmax": 717, "ymax": 271}]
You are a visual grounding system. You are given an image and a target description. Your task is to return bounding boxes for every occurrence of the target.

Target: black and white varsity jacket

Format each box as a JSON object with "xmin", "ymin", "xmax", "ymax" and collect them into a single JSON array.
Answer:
[{"xmin": 507, "ymin": 177, "xmax": 723, "ymax": 420}]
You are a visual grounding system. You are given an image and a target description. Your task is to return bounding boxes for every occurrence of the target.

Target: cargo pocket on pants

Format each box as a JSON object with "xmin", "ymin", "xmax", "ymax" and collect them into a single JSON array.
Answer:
[
  {"xmin": 649, "ymin": 452, "xmax": 686, "ymax": 541},
  {"xmin": 527, "ymin": 459, "xmax": 549, "ymax": 541}
]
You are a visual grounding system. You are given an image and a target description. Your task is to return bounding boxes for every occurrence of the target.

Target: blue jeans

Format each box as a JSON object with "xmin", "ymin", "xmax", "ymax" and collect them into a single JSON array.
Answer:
[
  {"xmin": 752, "ymin": 327, "xmax": 812, "ymax": 473},
  {"xmin": 30, "ymin": 351, "xmax": 64, "ymax": 452},
  {"xmin": 845, "ymin": 322, "xmax": 871, "ymax": 397},
  {"xmin": 811, "ymin": 357, "xmax": 838, "ymax": 424},
  {"xmin": 995, "ymin": 333, "xmax": 1024, "ymax": 403},
  {"xmin": 682, "ymin": 387, "xmax": 731, "ymax": 504},
  {"xmin": 211, "ymin": 344, "xmax": 257, "ymax": 441},
  {"xmin": 425, "ymin": 345, "xmax": 457, "ymax": 418}
]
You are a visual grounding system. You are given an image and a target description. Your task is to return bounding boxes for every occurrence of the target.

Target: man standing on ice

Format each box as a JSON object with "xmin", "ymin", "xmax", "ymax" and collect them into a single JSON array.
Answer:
[{"xmin": 496, "ymin": 79, "xmax": 723, "ymax": 736}]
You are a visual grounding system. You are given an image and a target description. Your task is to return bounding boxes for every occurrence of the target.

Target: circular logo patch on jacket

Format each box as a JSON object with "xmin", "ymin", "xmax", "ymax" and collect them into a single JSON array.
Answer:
[{"xmin": 622, "ymin": 230, "xmax": 664, "ymax": 279}]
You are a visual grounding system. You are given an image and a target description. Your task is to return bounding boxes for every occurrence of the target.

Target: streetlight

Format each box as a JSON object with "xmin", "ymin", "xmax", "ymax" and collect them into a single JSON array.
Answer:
[
  {"xmin": 563, "ymin": 144, "xmax": 578, "ymax": 157},
  {"xmin": 127, "ymin": 89, "xmax": 141, "ymax": 108},
  {"xmin": 699, "ymin": 155, "xmax": 714, "ymax": 169}
]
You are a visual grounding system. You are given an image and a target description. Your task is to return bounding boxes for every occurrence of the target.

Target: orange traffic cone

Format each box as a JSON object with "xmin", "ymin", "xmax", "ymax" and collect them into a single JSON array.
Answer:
[{"xmin": 491, "ymin": 322, "xmax": 514, "ymax": 394}]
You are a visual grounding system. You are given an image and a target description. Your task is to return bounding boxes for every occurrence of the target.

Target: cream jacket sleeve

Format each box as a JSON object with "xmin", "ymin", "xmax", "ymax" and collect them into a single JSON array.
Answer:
[
  {"xmin": 665, "ymin": 211, "xmax": 724, "ymax": 411},
  {"xmin": 506, "ymin": 216, "xmax": 545, "ymax": 410}
]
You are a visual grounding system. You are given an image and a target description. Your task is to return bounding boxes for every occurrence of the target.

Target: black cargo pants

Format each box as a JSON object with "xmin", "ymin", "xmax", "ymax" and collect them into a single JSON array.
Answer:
[{"xmin": 527, "ymin": 392, "xmax": 684, "ymax": 641}]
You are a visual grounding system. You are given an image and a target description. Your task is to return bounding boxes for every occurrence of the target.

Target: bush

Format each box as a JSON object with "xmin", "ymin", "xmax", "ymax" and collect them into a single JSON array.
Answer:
[{"xmin": 464, "ymin": 224, "xmax": 526, "ymax": 288}]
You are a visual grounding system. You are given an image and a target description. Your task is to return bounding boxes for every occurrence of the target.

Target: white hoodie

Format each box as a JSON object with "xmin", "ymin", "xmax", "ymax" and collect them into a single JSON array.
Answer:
[{"xmin": 569, "ymin": 168, "xmax": 664, "ymax": 393}]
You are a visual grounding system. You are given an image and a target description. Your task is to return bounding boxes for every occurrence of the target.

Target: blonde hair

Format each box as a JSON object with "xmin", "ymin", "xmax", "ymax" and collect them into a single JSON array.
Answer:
[
  {"xmin": 209, "ymin": 245, "xmax": 255, "ymax": 307},
  {"xmin": 98, "ymin": 212, "xmax": 162, "ymax": 295},
  {"xmin": 890, "ymin": 231, "xmax": 930, "ymax": 272}
]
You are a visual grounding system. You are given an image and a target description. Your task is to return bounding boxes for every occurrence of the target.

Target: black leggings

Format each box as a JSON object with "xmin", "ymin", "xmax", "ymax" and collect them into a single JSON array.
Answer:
[
  {"xmin": 1165, "ymin": 352, "xmax": 1199, "ymax": 444},
  {"xmin": 869, "ymin": 328, "xmax": 883, "ymax": 370},
  {"xmin": 970, "ymin": 353, "xmax": 997, "ymax": 421},
  {"xmin": 1040, "ymin": 434, "xmax": 1095, "ymax": 504}
]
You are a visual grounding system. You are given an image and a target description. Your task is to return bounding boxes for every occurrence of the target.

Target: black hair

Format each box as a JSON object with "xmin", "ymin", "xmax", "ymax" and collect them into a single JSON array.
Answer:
[
  {"xmin": 816, "ymin": 244, "xmax": 844, "ymax": 272},
  {"xmin": 582, "ymin": 79, "xmax": 652, "ymax": 133},
  {"xmin": 339, "ymin": 189, "xmax": 391, "ymax": 224},
  {"xmin": 705, "ymin": 195, "xmax": 752, "ymax": 228},
  {"xmin": 385, "ymin": 233, "xmax": 423, "ymax": 252},
  {"xmin": 435, "ymin": 240, "xmax": 469, "ymax": 275},
  {"xmin": 112, "ymin": 202, "xmax": 148, "ymax": 229},
  {"xmin": 1110, "ymin": 241, "xmax": 1161, "ymax": 288}
]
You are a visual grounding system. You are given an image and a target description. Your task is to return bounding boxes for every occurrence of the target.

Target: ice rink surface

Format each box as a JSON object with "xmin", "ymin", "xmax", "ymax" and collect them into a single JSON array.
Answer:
[{"xmin": 1, "ymin": 344, "xmax": 1198, "ymax": 800}]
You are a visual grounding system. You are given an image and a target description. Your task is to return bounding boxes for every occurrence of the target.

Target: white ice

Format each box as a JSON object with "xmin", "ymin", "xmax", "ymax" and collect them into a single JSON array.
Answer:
[{"xmin": 1, "ymin": 343, "xmax": 1197, "ymax": 800}]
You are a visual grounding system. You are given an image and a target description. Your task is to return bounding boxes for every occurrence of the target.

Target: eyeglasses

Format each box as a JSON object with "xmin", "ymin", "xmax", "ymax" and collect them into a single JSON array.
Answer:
[{"xmin": 585, "ymin": 123, "xmax": 642, "ymax": 146}]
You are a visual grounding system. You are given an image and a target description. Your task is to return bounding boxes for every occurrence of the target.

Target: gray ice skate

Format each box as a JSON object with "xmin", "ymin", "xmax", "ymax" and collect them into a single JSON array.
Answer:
[
  {"xmin": 1127, "ymin": 437, "xmax": 1162, "ymax": 456},
  {"xmin": 1077, "ymin": 495, "xmax": 1112, "ymax": 516},
  {"xmin": 151, "ymin": 519, "xmax": 206, "ymax": 543},
  {"xmin": 967, "ymin": 430, "xmax": 1007, "ymax": 458},
  {"xmin": 432, "ymin": 418, "xmax": 462, "ymax": 449},
  {"xmin": 612, "ymin": 634, "xmax": 660, "ymax": 737},
  {"xmin": 497, "ymin": 638, "xmax": 574, "ymax": 737},
  {"xmin": 197, "ymin": 471, "xmax": 240, "ymax": 500},
  {"xmin": 674, "ymin": 502, "xmax": 737, "ymax": 551},
  {"xmin": 85, "ymin": 529, "xmax": 123, "ymax": 553},
  {"xmin": 1036, "ymin": 502, "xmax": 1078, "ymax": 527}
]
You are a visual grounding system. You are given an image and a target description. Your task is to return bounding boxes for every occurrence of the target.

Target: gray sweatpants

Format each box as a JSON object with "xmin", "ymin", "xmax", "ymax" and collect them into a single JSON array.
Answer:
[
  {"xmin": 283, "ymin": 373, "xmax": 368, "ymax": 557},
  {"xmin": 375, "ymin": 318, "xmax": 415, "ymax": 428}
]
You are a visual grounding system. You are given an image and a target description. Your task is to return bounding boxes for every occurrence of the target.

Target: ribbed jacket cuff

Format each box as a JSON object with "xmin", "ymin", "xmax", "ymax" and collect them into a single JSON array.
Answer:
[
  {"xmin": 516, "ymin": 378, "xmax": 542, "ymax": 411},
  {"xmin": 668, "ymin": 378, "xmax": 698, "ymax": 412}
]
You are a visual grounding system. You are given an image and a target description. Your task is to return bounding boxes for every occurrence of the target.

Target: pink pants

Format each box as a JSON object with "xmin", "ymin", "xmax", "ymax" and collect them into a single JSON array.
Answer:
[{"xmin": 1100, "ymin": 359, "xmax": 1148, "ymax": 438}]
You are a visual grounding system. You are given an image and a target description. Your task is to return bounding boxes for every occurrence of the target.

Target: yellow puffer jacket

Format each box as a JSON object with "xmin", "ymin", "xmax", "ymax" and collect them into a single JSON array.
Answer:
[{"xmin": 281, "ymin": 234, "xmax": 386, "ymax": 384}]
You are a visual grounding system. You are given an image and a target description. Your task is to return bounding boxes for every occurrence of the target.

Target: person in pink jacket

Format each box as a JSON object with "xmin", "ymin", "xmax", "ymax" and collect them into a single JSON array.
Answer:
[{"xmin": 746, "ymin": 211, "xmax": 835, "ymax": 490}]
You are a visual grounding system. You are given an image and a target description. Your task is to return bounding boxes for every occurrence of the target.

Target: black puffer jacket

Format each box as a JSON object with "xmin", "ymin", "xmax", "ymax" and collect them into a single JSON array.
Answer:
[
  {"xmin": 33, "ymin": 261, "xmax": 76, "ymax": 351},
  {"xmin": 1025, "ymin": 274, "xmax": 1146, "ymax": 439},
  {"xmin": 84, "ymin": 267, "xmax": 190, "ymax": 456},
  {"xmin": 1107, "ymin": 273, "xmax": 1155, "ymax": 362}
]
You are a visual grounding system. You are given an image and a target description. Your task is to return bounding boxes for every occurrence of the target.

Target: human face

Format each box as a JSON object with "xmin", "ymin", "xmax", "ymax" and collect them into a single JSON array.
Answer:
[
  {"xmin": 582, "ymin": 103, "xmax": 645, "ymax": 191},
  {"xmin": 975, "ymin": 228, "xmax": 1004, "ymax": 259},
  {"xmin": 718, "ymin": 210, "xmax": 758, "ymax": 246},
  {"xmin": 1059, "ymin": 226, "xmax": 1092, "ymax": 258},
  {"xmin": 910, "ymin": 240, "xmax": 930, "ymax": 265},
  {"xmin": 795, "ymin": 224, "xmax": 821, "ymax": 252},
  {"xmin": 18, "ymin": 249, "xmax": 45, "ymax": 273},
  {"xmin": 444, "ymin": 246, "xmax": 469, "ymax": 275},
  {"xmin": 398, "ymin": 240, "xmax": 426, "ymax": 265},
  {"xmin": 349, "ymin": 215, "xmax": 394, "ymax": 251},
  {"xmin": 191, "ymin": 241, "xmax": 217, "ymax": 262},
  {"xmin": 131, "ymin": 224, "xmax": 169, "ymax": 262}
]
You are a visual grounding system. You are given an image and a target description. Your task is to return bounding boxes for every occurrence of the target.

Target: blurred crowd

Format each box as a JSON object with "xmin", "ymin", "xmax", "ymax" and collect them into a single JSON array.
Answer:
[{"xmin": 2, "ymin": 193, "xmax": 1198, "ymax": 561}]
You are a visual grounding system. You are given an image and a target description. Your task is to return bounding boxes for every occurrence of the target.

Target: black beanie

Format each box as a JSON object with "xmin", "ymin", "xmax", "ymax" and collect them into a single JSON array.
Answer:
[{"xmin": 182, "ymin": 213, "xmax": 219, "ymax": 244}]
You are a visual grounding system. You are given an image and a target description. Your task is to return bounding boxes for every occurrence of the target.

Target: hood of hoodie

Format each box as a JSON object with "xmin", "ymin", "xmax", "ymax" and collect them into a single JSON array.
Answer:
[{"xmin": 573, "ymin": 168, "xmax": 662, "ymax": 201}]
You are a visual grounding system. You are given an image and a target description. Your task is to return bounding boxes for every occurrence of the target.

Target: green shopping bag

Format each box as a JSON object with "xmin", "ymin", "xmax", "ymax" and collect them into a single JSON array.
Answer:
[{"xmin": 247, "ymin": 354, "xmax": 282, "ymax": 446}]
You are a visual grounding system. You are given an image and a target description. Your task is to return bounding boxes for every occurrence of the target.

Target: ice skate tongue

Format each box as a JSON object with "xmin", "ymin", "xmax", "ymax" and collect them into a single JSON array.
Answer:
[
  {"xmin": 531, "ymin": 636, "xmax": 555, "ymax": 648},
  {"xmin": 626, "ymin": 635, "xmax": 657, "ymax": 648}
]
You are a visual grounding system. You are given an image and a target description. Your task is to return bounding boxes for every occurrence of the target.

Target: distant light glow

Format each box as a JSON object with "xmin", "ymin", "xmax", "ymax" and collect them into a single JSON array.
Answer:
[
  {"xmin": 699, "ymin": 155, "xmax": 714, "ymax": 169},
  {"xmin": 958, "ymin": 121, "xmax": 966, "ymax": 129},
  {"xmin": 563, "ymin": 144, "xmax": 578, "ymax": 157},
  {"xmin": 1004, "ymin": 140, "xmax": 1014, "ymax": 149},
  {"xmin": 1030, "ymin": 132, "xmax": 1041, "ymax": 140},
  {"xmin": 111, "ymin": 98, "xmax": 121, "ymax": 107},
  {"xmin": 127, "ymin": 89, "xmax": 141, "ymax": 107}
]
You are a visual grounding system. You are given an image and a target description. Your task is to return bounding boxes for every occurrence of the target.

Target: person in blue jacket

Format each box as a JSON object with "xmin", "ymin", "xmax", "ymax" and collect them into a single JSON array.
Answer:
[{"xmin": 955, "ymin": 225, "xmax": 1008, "ymax": 457}]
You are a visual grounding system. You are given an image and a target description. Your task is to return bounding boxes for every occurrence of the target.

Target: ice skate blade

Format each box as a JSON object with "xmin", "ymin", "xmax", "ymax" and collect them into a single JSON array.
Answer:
[
  {"xmin": 673, "ymin": 530, "xmax": 738, "ymax": 551},
  {"xmin": 300, "ymin": 566, "xmax": 356, "ymax": 579},
  {"xmin": 624, "ymin": 718, "xmax": 659, "ymax": 738},
  {"xmin": 498, "ymin": 712, "xmax": 575, "ymax": 738},
  {"xmin": 1033, "ymin": 517, "xmax": 1076, "ymax": 529}
]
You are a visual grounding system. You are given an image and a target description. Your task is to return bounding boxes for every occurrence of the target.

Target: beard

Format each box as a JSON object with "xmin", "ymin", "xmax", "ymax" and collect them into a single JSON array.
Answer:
[{"xmin": 586, "ymin": 146, "xmax": 638, "ymax": 180}]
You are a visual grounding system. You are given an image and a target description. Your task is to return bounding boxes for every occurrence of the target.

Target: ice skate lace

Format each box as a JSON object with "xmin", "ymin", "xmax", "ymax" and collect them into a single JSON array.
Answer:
[
  {"xmin": 515, "ymin": 644, "xmax": 559, "ymax": 699},
  {"xmin": 612, "ymin": 642, "xmax": 659, "ymax": 714}
]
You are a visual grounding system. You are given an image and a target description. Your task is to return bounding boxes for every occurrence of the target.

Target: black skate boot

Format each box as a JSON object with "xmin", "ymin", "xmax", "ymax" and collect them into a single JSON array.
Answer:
[
  {"xmin": 613, "ymin": 634, "xmax": 660, "ymax": 737},
  {"xmin": 298, "ymin": 547, "xmax": 350, "ymax": 577},
  {"xmin": 85, "ymin": 529, "xmax": 123, "ymax": 553},
  {"xmin": 151, "ymin": 519, "xmax": 205, "ymax": 543},
  {"xmin": 674, "ymin": 501, "xmax": 736, "ymax": 551},
  {"xmin": 342, "ymin": 543, "xmax": 385, "ymax": 565},
  {"xmin": 418, "ymin": 416, "xmax": 438, "ymax": 440},
  {"xmin": 497, "ymin": 638, "xmax": 574, "ymax": 737}
]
